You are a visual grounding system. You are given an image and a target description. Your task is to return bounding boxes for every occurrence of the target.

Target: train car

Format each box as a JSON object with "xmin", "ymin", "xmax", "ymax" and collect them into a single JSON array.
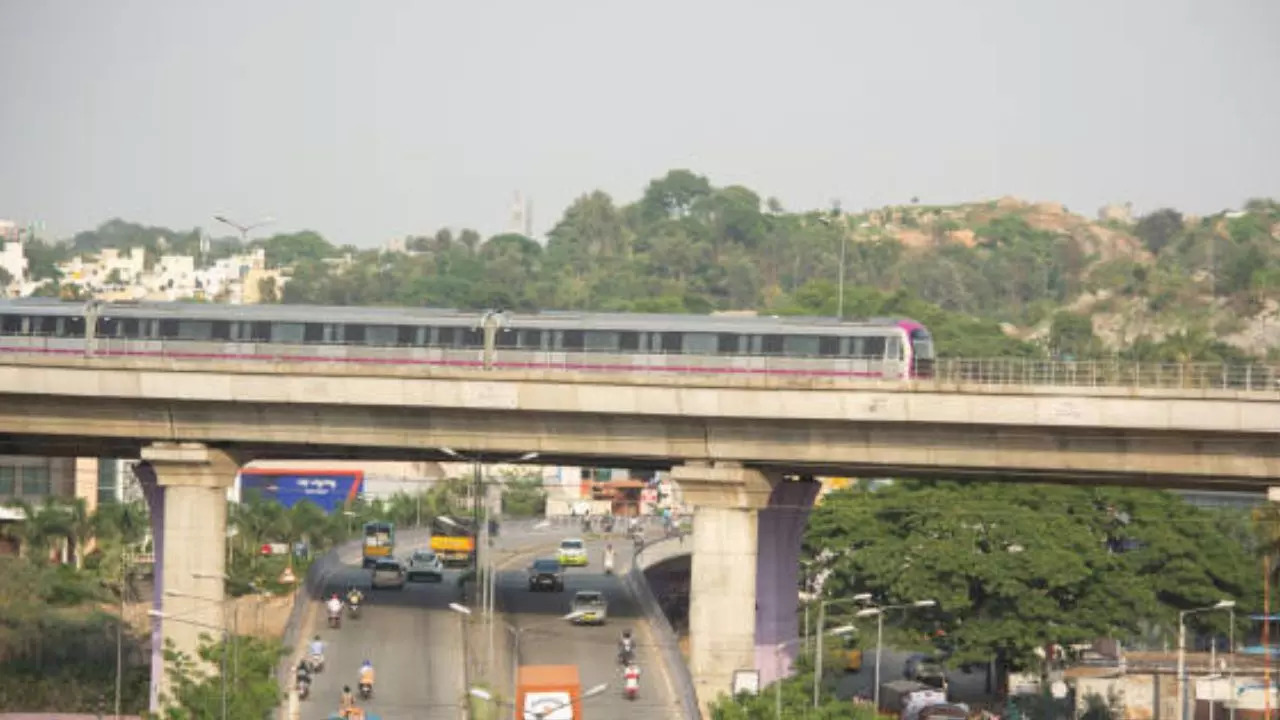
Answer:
[{"xmin": 0, "ymin": 298, "xmax": 935, "ymax": 379}]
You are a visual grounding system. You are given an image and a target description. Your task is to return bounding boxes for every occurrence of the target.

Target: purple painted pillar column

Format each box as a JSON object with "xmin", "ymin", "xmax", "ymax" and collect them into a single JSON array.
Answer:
[
  {"xmin": 134, "ymin": 461, "xmax": 166, "ymax": 715},
  {"xmin": 754, "ymin": 478, "xmax": 821, "ymax": 685}
]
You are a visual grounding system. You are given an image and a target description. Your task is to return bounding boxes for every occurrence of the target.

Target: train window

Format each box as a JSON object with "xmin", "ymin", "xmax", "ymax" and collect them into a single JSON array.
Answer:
[
  {"xmin": 210, "ymin": 321, "xmax": 230, "ymax": 341},
  {"xmin": 158, "ymin": 320, "xmax": 178, "ymax": 339},
  {"xmin": 365, "ymin": 325, "xmax": 397, "ymax": 346},
  {"xmin": 271, "ymin": 323, "xmax": 305, "ymax": 344},
  {"xmin": 121, "ymin": 319, "xmax": 140, "ymax": 337},
  {"xmin": 460, "ymin": 328, "xmax": 483, "ymax": 348},
  {"xmin": 660, "ymin": 332, "xmax": 682, "ymax": 352},
  {"xmin": 251, "ymin": 322, "xmax": 271, "ymax": 342},
  {"xmin": 749, "ymin": 335, "xmax": 762, "ymax": 354},
  {"xmin": 345, "ymin": 325, "xmax": 367, "ymax": 344},
  {"xmin": 863, "ymin": 336, "xmax": 886, "ymax": 357},
  {"xmin": 783, "ymin": 336, "xmax": 820, "ymax": 357},
  {"xmin": 562, "ymin": 330, "xmax": 584, "ymax": 350},
  {"xmin": 303, "ymin": 323, "xmax": 324, "ymax": 343},
  {"xmin": 178, "ymin": 321, "xmax": 214, "ymax": 341},
  {"xmin": 886, "ymin": 336, "xmax": 903, "ymax": 360},
  {"xmin": 31, "ymin": 316, "xmax": 56, "ymax": 335},
  {"xmin": 584, "ymin": 331, "xmax": 620, "ymax": 351},
  {"xmin": 0, "ymin": 315, "xmax": 21, "ymax": 334},
  {"xmin": 435, "ymin": 327, "xmax": 454, "ymax": 347},
  {"xmin": 516, "ymin": 329, "xmax": 544, "ymax": 349},
  {"xmin": 64, "ymin": 317, "xmax": 84, "ymax": 337},
  {"xmin": 761, "ymin": 335, "xmax": 784, "ymax": 355},
  {"xmin": 397, "ymin": 326, "xmax": 418, "ymax": 346},
  {"xmin": 682, "ymin": 333, "xmax": 716, "ymax": 354},
  {"xmin": 620, "ymin": 331, "xmax": 640, "ymax": 351},
  {"xmin": 910, "ymin": 329, "xmax": 935, "ymax": 359},
  {"xmin": 716, "ymin": 334, "xmax": 740, "ymax": 353},
  {"xmin": 497, "ymin": 328, "xmax": 519, "ymax": 349},
  {"xmin": 818, "ymin": 336, "xmax": 841, "ymax": 357}
]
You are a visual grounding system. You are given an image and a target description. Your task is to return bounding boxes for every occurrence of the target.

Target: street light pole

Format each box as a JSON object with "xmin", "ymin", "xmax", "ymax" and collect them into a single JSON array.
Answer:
[
  {"xmin": 813, "ymin": 593, "xmax": 872, "ymax": 708},
  {"xmin": 1179, "ymin": 600, "xmax": 1236, "ymax": 720},
  {"xmin": 213, "ymin": 215, "xmax": 274, "ymax": 249},
  {"xmin": 855, "ymin": 599, "xmax": 938, "ymax": 711}
]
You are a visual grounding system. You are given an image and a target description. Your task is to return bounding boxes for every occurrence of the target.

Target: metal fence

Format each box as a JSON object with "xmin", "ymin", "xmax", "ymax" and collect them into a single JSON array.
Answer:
[
  {"xmin": 630, "ymin": 535, "xmax": 701, "ymax": 720},
  {"xmin": 2, "ymin": 335, "xmax": 1277, "ymax": 393}
]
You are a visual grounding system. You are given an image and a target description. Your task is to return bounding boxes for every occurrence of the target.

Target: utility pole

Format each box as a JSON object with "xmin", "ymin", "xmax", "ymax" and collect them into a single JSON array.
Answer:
[{"xmin": 480, "ymin": 310, "xmax": 507, "ymax": 370}]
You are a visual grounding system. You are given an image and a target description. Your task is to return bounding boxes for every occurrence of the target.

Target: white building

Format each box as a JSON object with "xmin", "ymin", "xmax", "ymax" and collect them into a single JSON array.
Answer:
[{"xmin": 0, "ymin": 240, "xmax": 26, "ymax": 292}]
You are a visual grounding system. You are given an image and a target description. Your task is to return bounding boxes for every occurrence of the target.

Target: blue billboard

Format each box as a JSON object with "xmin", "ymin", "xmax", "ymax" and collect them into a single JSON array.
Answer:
[{"xmin": 237, "ymin": 469, "xmax": 364, "ymax": 514}]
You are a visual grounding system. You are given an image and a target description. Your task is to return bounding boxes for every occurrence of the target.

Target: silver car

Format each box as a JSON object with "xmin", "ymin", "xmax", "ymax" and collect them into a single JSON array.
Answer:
[{"xmin": 570, "ymin": 590, "xmax": 608, "ymax": 625}]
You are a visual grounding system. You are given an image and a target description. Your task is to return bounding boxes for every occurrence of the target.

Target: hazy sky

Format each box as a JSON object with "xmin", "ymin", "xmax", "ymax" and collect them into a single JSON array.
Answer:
[{"xmin": 1, "ymin": 0, "xmax": 1277, "ymax": 246}]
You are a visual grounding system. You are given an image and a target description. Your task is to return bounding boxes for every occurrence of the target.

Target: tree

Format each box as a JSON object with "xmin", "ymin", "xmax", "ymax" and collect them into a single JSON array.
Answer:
[
  {"xmin": 256, "ymin": 276, "xmax": 279, "ymax": 303},
  {"xmin": 254, "ymin": 230, "xmax": 336, "ymax": 268},
  {"xmin": 1049, "ymin": 311, "xmax": 1098, "ymax": 358},
  {"xmin": 1133, "ymin": 208, "xmax": 1184, "ymax": 255},
  {"xmin": 151, "ymin": 634, "xmax": 284, "ymax": 719},
  {"xmin": 708, "ymin": 665, "xmax": 873, "ymax": 719},
  {"xmin": 805, "ymin": 482, "xmax": 1259, "ymax": 680},
  {"xmin": 639, "ymin": 169, "xmax": 712, "ymax": 223}
]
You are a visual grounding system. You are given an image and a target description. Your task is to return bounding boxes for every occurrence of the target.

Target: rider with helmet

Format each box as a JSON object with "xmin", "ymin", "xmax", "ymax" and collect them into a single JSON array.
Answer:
[
  {"xmin": 346, "ymin": 585, "xmax": 364, "ymax": 607},
  {"xmin": 618, "ymin": 629, "xmax": 636, "ymax": 663}
]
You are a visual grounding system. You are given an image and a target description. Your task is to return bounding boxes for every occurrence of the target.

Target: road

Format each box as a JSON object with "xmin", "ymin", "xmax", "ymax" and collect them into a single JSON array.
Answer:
[
  {"xmin": 298, "ymin": 549, "xmax": 468, "ymax": 720},
  {"xmin": 493, "ymin": 525, "xmax": 685, "ymax": 719}
]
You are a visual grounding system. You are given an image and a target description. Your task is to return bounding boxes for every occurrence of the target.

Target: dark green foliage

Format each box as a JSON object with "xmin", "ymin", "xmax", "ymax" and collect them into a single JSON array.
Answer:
[
  {"xmin": 150, "ymin": 634, "xmax": 285, "ymax": 719},
  {"xmin": 805, "ymin": 483, "xmax": 1259, "ymax": 672},
  {"xmin": 501, "ymin": 474, "xmax": 548, "ymax": 517}
]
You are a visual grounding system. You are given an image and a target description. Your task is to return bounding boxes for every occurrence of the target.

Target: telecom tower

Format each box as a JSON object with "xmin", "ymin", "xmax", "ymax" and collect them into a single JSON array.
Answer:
[{"xmin": 508, "ymin": 192, "xmax": 533, "ymax": 239}]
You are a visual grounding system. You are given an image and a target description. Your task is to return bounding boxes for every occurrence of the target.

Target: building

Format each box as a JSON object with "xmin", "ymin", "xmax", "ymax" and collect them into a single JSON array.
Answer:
[{"xmin": 1, "ymin": 240, "xmax": 27, "ymax": 293}]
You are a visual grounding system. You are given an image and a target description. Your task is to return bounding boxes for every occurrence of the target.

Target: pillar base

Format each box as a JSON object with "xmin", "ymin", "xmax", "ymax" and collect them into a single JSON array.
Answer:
[
  {"xmin": 672, "ymin": 462, "xmax": 774, "ymax": 715},
  {"xmin": 136, "ymin": 442, "xmax": 239, "ymax": 714}
]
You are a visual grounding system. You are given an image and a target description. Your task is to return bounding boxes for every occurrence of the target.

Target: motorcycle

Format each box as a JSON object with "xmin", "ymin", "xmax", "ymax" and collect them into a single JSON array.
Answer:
[
  {"xmin": 295, "ymin": 675, "xmax": 310, "ymax": 701},
  {"xmin": 603, "ymin": 557, "xmax": 614, "ymax": 575},
  {"xmin": 359, "ymin": 681, "xmax": 373, "ymax": 700},
  {"xmin": 306, "ymin": 652, "xmax": 324, "ymax": 673},
  {"xmin": 347, "ymin": 599, "xmax": 361, "ymax": 620},
  {"xmin": 618, "ymin": 645, "xmax": 635, "ymax": 667},
  {"xmin": 327, "ymin": 606, "xmax": 342, "ymax": 629},
  {"xmin": 624, "ymin": 676, "xmax": 639, "ymax": 701}
]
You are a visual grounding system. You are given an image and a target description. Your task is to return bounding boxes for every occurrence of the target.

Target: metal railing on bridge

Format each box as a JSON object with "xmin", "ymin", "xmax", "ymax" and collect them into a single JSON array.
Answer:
[{"xmin": 1, "ymin": 335, "xmax": 1277, "ymax": 393}]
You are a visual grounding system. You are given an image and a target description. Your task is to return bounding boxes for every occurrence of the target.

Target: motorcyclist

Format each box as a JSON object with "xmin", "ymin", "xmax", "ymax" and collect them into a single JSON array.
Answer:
[
  {"xmin": 346, "ymin": 585, "xmax": 364, "ymax": 607},
  {"xmin": 359, "ymin": 659, "xmax": 375, "ymax": 689},
  {"xmin": 339, "ymin": 685, "xmax": 355, "ymax": 712},
  {"xmin": 308, "ymin": 634, "xmax": 325, "ymax": 662},
  {"xmin": 623, "ymin": 661, "xmax": 641, "ymax": 695},
  {"xmin": 294, "ymin": 660, "xmax": 311, "ymax": 687},
  {"xmin": 326, "ymin": 593, "xmax": 343, "ymax": 618},
  {"xmin": 618, "ymin": 630, "xmax": 636, "ymax": 663},
  {"xmin": 603, "ymin": 543, "xmax": 615, "ymax": 572}
]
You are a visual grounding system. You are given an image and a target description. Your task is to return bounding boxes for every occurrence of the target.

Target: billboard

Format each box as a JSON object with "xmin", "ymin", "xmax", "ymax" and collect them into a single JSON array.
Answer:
[{"xmin": 236, "ymin": 469, "xmax": 364, "ymax": 514}]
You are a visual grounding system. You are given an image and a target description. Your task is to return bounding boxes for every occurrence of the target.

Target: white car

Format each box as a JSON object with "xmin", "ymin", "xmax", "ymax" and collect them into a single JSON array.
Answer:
[
  {"xmin": 407, "ymin": 549, "xmax": 444, "ymax": 583},
  {"xmin": 557, "ymin": 538, "xmax": 588, "ymax": 567}
]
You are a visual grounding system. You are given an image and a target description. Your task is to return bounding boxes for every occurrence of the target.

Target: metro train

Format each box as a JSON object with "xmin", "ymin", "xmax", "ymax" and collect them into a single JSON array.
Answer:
[{"xmin": 0, "ymin": 298, "xmax": 936, "ymax": 378}]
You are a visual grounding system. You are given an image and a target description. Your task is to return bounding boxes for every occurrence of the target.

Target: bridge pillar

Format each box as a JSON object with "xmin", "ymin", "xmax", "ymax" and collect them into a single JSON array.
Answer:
[
  {"xmin": 671, "ymin": 462, "xmax": 774, "ymax": 714},
  {"xmin": 135, "ymin": 442, "xmax": 239, "ymax": 713},
  {"xmin": 755, "ymin": 477, "xmax": 822, "ymax": 685}
]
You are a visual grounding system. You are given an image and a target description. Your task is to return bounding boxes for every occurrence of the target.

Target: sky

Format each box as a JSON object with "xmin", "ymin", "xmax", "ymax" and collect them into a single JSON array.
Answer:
[{"xmin": 1, "ymin": 0, "xmax": 1277, "ymax": 247}]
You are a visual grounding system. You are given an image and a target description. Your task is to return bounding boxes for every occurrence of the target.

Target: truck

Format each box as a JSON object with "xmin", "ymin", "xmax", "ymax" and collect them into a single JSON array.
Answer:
[
  {"xmin": 517, "ymin": 665, "xmax": 581, "ymax": 720},
  {"xmin": 430, "ymin": 516, "xmax": 476, "ymax": 567}
]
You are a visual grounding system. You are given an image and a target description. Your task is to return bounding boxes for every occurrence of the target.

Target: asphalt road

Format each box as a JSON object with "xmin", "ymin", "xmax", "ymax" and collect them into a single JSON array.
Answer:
[
  {"xmin": 298, "ymin": 555, "xmax": 468, "ymax": 720},
  {"xmin": 493, "ymin": 526, "xmax": 685, "ymax": 719}
]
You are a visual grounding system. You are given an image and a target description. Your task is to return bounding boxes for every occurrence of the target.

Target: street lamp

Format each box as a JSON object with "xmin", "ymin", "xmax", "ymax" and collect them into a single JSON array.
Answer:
[
  {"xmin": 1179, "ymin": 599, "xmax": 1236, "ymax": 720},
  {"xmin": 854, "ymin": 599, "xmax": 937, "ymax": 711},
  {"xmin": 812, "ymin": 593, "xmax": 873, "ymax": 707},
  {"xmin": 213, "ymin": 215, "xmax": 275, "ymax": 248},
  {"xmin": 451, "ymin": 604, "xmax": 584, "ymax": 712},
  {"xmin": 147, "ymin": 609, "xmax": 230, "ymax": 720}
]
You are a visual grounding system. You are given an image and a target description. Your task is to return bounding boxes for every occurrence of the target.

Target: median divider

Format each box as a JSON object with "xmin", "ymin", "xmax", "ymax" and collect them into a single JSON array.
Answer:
[{"xmin": 629, "ymin": 535, "xmax": 701, "ymax": 720}]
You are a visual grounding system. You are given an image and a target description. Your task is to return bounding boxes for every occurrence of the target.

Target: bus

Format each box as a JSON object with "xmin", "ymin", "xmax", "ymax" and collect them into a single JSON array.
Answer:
[
  {"xmin": 361, "ymin": 521, "xmax": 395, "ymax": 568},
  {"xmin": 429, "ymin": 516, "xmax": 476, "ymax": 568}
]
